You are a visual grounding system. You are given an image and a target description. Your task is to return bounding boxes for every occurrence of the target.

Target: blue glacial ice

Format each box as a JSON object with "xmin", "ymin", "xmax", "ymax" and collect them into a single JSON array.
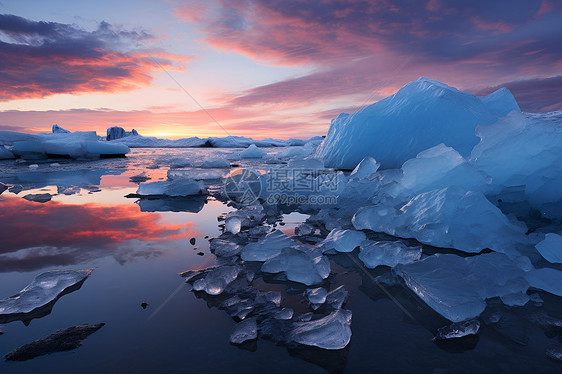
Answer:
[
  {"xmin": 290, "ymin": 309, "xmax": 352, "ymax": 350},
  {"xmin": 393, "ymin": 253, "xmax": 529, "ymax": 322},
  {"xmin": 241, "ymin": 230, "xmax": 294, "ymax": 262},
  {"xmin": 320, "ymin": 229, "xmax": 366, "ymax": 253},
  {"xmin": 261, "ymin": 246, "xmax": 330, "ymax": 286},
  {"xmin": 240, "ymin": 144, "xmax": 267, "ymax": 158},
  {"xmin": 136, "ymin": 179, "xmax": 204, "ymax": 197},
  {"xmin": 316, "ymin": 77, "xmax": 519, "ymax": 169},
  {"xmin": 358, "ymin": 241, "xmax": 421, "ymax": 268},
  {"xmin": 535, "ymin": 234, "xmax": 562, "ymax": 264},
  {"xmin": 0, "ymin": 269, "xmax": 93, "ymax": 316}
]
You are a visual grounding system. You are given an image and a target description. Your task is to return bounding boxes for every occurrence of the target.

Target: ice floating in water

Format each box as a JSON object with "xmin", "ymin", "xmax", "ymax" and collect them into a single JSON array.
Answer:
[
  {"xmin": 306, "ymin": 287, "xmax": 328, "ymax": 309},
  {"xmin": 240, "ymin": 144, "xmax": 266, "ymax": 158},
  {"xmin": 321, "ymin": 229, "xmax": 366, "ymax": 253},
  {"xmin": 290, "ymin": 309, "xmax": 352, "ymax": 350},
  {"xmin": 353, "ymin": 186, "xmax": 528, "ymax": 255},
  {"xmin": 0, "ymin": 269, "xmax": 93, "ymax": 316},
  {"xmin": 167, "ymin": 169, "xmax": 225, "ymax": 181},
  {"xmin": 326, "ymin": 286, "xmax": 348, "ymax": 310},
  {"xmin": 535, "ymin": 234, "xmax": 562, "ymax": 263},
  {"xmin": 230, "ymin": 317, "xmax": 258, "ymax": 344},
  {"xmin": 295, "ymin": 223, "xmax": 314, "ymax": 236},
  {"xmin": 241, "ymin": 230, "xmax": 293, "ymax": 262},
  {"xmin": 358, "ymin": 241, "xmax": 421, "ymax": 268},
  {"xmin": 434, "ymin": 320, "xmax": 480, "ymax": 341},
  {"xmin": 210, "ymin": 239, "xmax": 242, "ymax": 257},
  {"xmin": 316, "ymin": 77, "xmax": 519, "ymax": 169},
  {"xmin": 225, "ymin": 204, "xmax": 265, "ymax": 229},
  {"xmin": 225, "ymin": 216, "xmax": 242, "ymax": 234},
  {"xmin": 1, "ymin": 130, "xmax": 129, "ymax": 159},
  {"xmin": 136, "ymin": 180, "xmax": 204, "ymax": 197},
  {"xmin": 192, "ymin": 266, "xmax": 241, "ymax": 295},
  {"xmin": 526, "ymin": 268, "xmax": 562, "ymax": 297},
  {"xmin": 129, "ymin": 171, "xmax": 150, "ymax": 183},
  {"xmin": 262, "ymin": 246, "xmax": 330, "ymax": 286},
  {"xmin": 0, "ymin": 182, "xmax": 7, "ymax": 195},
  {"xmin": 198, "ymin": 156, "xmax": 230, "ymax": 168},
  {"xmin": 0, "ymin": 146, "xmax": 14, "ymax": 159},
  {"xmin": 394, "ymin": 253, "xmax": 528, "ymax": 322}
]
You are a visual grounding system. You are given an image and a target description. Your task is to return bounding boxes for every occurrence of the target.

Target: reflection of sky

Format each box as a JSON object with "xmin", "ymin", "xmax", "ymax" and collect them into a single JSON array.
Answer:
[{"xmin": 0, "ymin": 196, "xmax": 198, "ymax": 272}]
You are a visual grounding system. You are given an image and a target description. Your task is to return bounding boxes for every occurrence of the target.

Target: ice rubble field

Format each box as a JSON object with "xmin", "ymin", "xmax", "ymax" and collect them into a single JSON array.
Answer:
[{"xmin": 1, "ymin": 78, "xmax": 562, "ymax": 354}]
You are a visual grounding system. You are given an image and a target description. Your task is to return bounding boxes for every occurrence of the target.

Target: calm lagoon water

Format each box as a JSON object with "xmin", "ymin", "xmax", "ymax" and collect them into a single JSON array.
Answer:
[{"xmin": 0, "ymin": 148, "xmax": 560, "ymax": 373}]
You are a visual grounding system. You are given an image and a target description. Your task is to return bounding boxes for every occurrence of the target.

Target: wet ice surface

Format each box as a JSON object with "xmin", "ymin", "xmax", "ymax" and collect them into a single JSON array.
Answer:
[{"xmin": 0, "ymin": 147, "xmax": 561, "ymax": 373}]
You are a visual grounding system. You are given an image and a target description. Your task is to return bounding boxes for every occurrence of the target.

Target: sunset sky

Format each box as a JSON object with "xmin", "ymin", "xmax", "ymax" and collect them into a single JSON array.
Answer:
[{"xmin": 0, "ymin": 0, "xmax": 560, "ymax": 139}]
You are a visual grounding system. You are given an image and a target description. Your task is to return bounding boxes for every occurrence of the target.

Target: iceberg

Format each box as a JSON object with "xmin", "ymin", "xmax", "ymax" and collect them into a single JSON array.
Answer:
[
  {"xmin": 22, "ymin": 193, "xmax": 52, "ymax": 203},
  {"xmin": 353, "ymin": 186, "xmax": 529, "ymax": 255},
  {"xmin": 394, "ymin": 253, "xmax": 528, "ymax": 322},
  {"xmin": 106, "ymin": 126, "xmax": 138, "ymax": 141},
  {"xmin": 290, "ymin": 309, "xmax": 352, "ymax": 350},
  {"xmin": 306, "ymin": 287, "xmax": 328, "ymax": 308},
  {"xmin": 109, "ymin": 134, "xmax": 209, "ymax": 148},
  {"xmin": 535, "ymin": 234, "xmax": 562, "ymax": 263},
  {"xmin": 240, "ymin": 144, "xmax": 266, "ymax": 158},
  {"xmin": 0, "ymin": 269, "xmax": 93, "ymax": 317},
  {"xmin": 1, "ymin": 131, "xmax": 129, "ymax": 159},
  {"xmin": 315, "ymin": 77, "xmax": 520, "ymax": 169},
  {"xmin": 358, "ymin": 241, "xmax": 421, "ymax": 268},
  {"xmin": 136, "ymin": 179, "xmax": 204, "ymax": 197}
]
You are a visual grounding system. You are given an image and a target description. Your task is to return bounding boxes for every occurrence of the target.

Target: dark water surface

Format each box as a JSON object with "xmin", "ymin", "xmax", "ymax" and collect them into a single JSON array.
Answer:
[{"xmin": 0, "ymin": 148, "xmax": 560, "ymax": 373}]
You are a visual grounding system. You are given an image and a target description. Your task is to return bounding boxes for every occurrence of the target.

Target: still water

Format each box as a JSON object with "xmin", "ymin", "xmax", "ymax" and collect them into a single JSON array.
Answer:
[{"xmin": 0, "ymin": 148, "xmax": 560, "ymax": 373}]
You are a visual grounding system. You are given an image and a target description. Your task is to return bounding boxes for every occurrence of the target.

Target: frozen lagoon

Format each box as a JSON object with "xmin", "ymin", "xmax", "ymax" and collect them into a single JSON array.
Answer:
[{"xmin": 0, "ymin": 146, "xmax": 561, "ymax": 373}]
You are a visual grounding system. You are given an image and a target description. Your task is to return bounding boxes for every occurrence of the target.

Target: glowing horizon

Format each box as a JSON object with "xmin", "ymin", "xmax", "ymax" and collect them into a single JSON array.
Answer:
[{"xmin": 1, "ymin": 0, "xmax": 561, "ymax": 139}]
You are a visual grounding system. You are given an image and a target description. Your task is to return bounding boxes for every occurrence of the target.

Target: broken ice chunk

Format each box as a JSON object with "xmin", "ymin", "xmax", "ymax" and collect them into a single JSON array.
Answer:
[
  {"xmin": 321, "ymin": 229, "xmax": 366, "ymax": 253},
  {"xmin": 136, "ymin": 179, "xmax": 204, "ymax": 197},
  {"xmin": 261, "ymin": 247, "xmax": 330, "ymax": 286},
  {"xmin": 353, "ymin": 186, "xmax": 529, "ymax": 256},
  {"xmin": 240, "ymin": 144, "xmax": 266, "ymax": 158},
  {"xmin": 241, "ymin": 230, "xmax": 294, "ymax": 262},
  {"xmin": 434, "ymin": 320, "xmax": 480, "ymax": 341},
  {"xmin": 358, "ymin": 241, "xmax": 421, "ymax": 268},
  {"xmin": 295, "ymin": 223, "xmax": 314, "ymax": 236},
  {"xmin": 225, "ymin": 216, "xmax": 242, "ymax": 234},
  {"xmin": 326, "ymin": 286, "xmax": 348, "ymax": 310},
  {"xmin": 0, "ymin": 269, "xmax": 94, "ymax": 316},
  {"xmin": 290, "ymin": 309, "xmax": 352, "ymax": 350},
  {"xmin": 230, "ymin": 317, "xmax": 258, "ymax": 344},
  {"xmin": 306, "ymin": 288, "xmax": 328, "ymax": 309},
  {"xmin": 129, "ymin": 171, "xmax": 150, "ymax": 183},
  {"xmin": 192, "ymin": 266, "xmax": 241, "ymax": 295},
  {"xmin": 209, "ymin": 239, "xmax": 242, "ymax": 257},
  {"xmin": 274, "ymin": 308, "xmax": 294, "ymax": 320},
  {"xmin": 0, "ymin": 182, "xmax": 7, "ymax": 195},
  {"xmin": 394, "ymin": 253, "xmax": 529, "ymax": 322},
  {"xmin": 198, "ymin": 156, "xmax": 230, "ymax": 168},
  {"xmin": 535, "ymin": 234, "xmax": 562, "ymax": 263},
  {"xmin": 350, "ymin": 156, "xmax": 380, "ymax": 180},
  {"xmin": 526, "ymin": 268, "xmax": 562, "ymax": 297}
]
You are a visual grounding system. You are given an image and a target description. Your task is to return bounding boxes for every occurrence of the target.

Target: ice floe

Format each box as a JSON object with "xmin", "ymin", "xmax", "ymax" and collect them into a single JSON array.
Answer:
[{"xmin": 0, "ymin": 269, "xmax": 93, "ymax": 317}]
